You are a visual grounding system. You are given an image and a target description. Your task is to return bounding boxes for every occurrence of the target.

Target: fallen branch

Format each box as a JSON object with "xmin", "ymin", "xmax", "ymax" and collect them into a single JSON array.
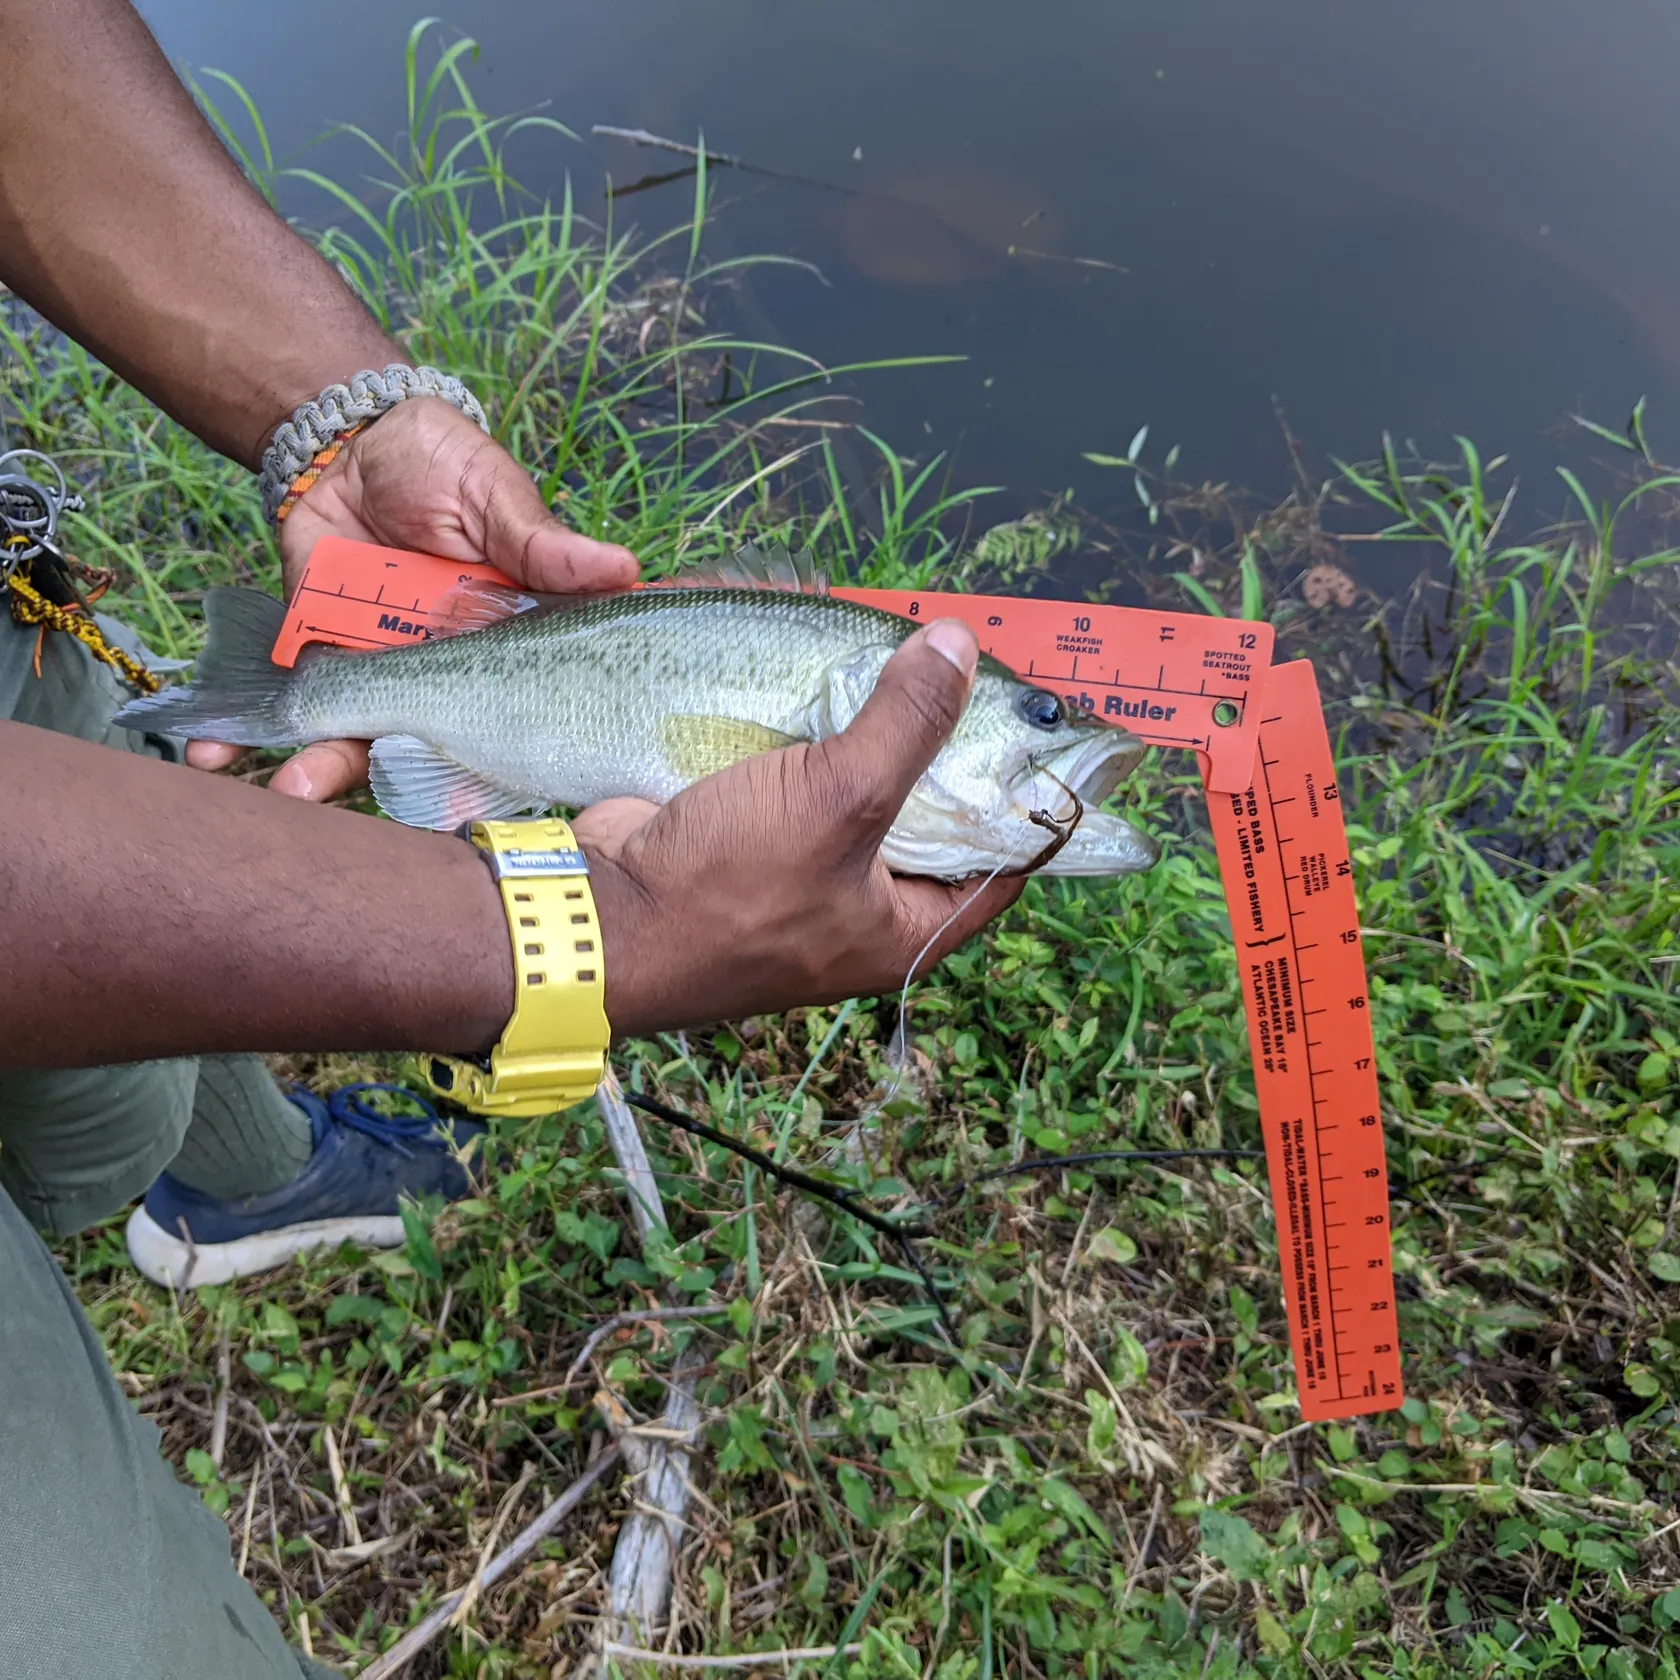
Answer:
[
  {"xmin": 598, "ymin": 1069, "xmax": 710, "ymax": 1647},
  {"xmin": 357, "ymin": 1444, "xmax": 622, "ymax": 1680},
  {"xmin": 591, "ymin": 125, "xmax": 1129, "ymax": 281},
  {"xmin": 591, "ymin": 125, "xmax": 807, "ymax": 189}
]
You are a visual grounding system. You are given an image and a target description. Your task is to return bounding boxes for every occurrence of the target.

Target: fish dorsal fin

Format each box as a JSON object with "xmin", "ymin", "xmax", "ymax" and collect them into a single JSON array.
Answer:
[
  {"xmin": 430, "ymin": 579, "xmax": 585, "ymax": 638},
  {"xmin": 434, "ymin": 544, "xmax": 832, "ymax": 629},
  {"xmin": 368, "ymin": 734, "xmax": 544, "ymax": 830},
  {"xmin": 663, "ymin": 541, "xmax": 832, "ymax": 596},
  {"xmin": 660, "ymin": 713, "xmax": 802, "ymax": 780}
]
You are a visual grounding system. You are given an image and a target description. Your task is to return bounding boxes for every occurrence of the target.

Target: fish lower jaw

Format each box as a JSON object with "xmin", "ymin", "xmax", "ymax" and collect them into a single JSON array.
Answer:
[
  {"xmin": 878, "ymin": 809, "xmax": 1161, "ymax": 881},
  {"xmin": 878, "ymin": 814, "xmax": 1053, "ymax": 881},
  {"xmin": 1036, "ymin": 815, "xmax": 1162, "ymax": 876}
]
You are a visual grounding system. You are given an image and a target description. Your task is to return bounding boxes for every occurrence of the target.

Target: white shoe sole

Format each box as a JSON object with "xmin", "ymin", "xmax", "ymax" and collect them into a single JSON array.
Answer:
[{"xmin": 124, "ymin": 1204, "xmax": 406, "ymax": 1289}]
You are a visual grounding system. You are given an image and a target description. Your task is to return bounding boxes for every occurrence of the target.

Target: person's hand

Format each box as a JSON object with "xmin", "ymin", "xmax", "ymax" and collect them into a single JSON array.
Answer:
[
  {"xmin": 576, "ymin": 618, "xmax": 1025, "ymax": 1036},
  {"xmin": 186, "ymin": 397, "xmax": 639, "ymax": 799}
]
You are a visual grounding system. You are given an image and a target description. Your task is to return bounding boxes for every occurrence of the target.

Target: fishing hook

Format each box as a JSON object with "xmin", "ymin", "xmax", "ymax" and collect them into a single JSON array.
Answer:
[{"xmin": 1005, "ymin": 766, "xmax": 1084, "ymax": 876}]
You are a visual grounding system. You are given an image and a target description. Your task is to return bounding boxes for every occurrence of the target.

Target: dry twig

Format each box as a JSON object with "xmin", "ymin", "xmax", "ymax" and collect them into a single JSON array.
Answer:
[{"xmin": 358, "ymin": 1445, "xmax": 622, "ymax": 1680}]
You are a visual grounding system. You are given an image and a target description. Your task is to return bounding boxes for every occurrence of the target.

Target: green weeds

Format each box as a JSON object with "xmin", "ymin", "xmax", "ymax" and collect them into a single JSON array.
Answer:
[{"xmin": 11, "ymin": 27, "xmax": 1680, "ymax": 1680}]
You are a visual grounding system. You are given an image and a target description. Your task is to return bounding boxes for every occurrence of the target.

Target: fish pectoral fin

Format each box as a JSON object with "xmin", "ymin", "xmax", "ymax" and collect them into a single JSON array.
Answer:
[
  {"xmin": 367, "ymin": 734, "xmax": 542, "ymax": 830},
  {"xmin": 659, "ymin": 713, "xmax": 801, "ymax": 780}
]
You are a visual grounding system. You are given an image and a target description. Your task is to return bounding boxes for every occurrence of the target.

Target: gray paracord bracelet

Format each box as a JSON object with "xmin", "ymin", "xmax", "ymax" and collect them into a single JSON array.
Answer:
[{"xmin": 256, "ymin": 363, "xmax": 491, "ymax": 524}]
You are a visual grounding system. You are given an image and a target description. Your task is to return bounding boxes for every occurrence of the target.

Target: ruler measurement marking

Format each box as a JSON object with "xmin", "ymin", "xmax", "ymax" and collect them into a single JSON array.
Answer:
[
  {"xmin": 300, "ymin": 624, "xmax": 388, "ymax": 648},
  {"xmin": 1257, "ymin": 720, "xmax": 1350, "ymax": 1398}
]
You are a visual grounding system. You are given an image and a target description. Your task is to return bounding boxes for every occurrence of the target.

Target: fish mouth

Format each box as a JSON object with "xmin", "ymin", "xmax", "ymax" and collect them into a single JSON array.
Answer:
[
  {"xmin": 881, "ymin": 798, "xmax": 1160, "ymax": 880},
  {"xmin": 954, "ymin": 721, "xmax": 1153, "ymax": 877},
  {"xmin": 1032, "ymin": 809, "xmax": 1161, "ymax": 876},
  {"xmin": 1014, "ymin": 722, "xmax": 1146, "ymax": 816},
  {"xmin": 879, "ymin": 719, "xmax": 1155, "ymax": 881}
]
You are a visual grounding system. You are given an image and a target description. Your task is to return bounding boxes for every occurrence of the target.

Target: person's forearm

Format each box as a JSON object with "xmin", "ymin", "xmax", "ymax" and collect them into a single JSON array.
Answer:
[
  {"xmin": 0, "ymin": 0, "xmax": 401, "ymax": 469},
  {"xmin": 0, "ymin": 721, "xmax": 515, "ymax": 1068}
]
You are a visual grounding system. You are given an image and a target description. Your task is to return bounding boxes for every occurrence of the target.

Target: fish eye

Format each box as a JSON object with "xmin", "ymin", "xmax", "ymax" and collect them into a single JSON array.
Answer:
[{"xmin": 1017, "ymin": 687, "xmax": 1064, "ymax": 730}]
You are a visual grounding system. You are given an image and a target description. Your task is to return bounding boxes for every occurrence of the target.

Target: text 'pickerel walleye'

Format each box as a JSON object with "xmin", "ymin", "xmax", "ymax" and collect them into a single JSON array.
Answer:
[{"xmin": 114, "ymin": 545, "xmax": 1161, "ymax": 879}]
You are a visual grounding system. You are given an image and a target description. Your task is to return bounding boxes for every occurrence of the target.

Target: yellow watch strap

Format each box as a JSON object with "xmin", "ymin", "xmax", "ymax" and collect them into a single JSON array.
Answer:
[{"xmin": 423, "ymin": 817, "xmax": 610, "ymax": 1117}]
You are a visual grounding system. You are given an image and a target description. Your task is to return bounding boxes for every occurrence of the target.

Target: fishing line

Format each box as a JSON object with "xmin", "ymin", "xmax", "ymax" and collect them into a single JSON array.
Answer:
[
  {"xmin": 619, "ymin": 768, "xmax": 1220, "ymax": 1334},
  {"xmin": 624, "ymin": 852, "xmax": 1020, "ymax": 1342},
  {"xmin": 884, "ymin": 765, "xmax": 1086, "ymax": 1080},
  {"xmin": 885, "ymin": 851, "xmax": 1017, "ymax": 1090}
]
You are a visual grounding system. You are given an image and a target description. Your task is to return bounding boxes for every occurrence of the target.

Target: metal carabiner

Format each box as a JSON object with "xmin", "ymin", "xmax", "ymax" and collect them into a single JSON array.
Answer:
[{"xmin": 0, "ymin": 449, "xmax": 80, "ymax": 578}]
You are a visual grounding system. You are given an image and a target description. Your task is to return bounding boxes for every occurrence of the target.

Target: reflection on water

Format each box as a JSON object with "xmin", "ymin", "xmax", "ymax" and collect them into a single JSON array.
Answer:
[
  {"xmin": 139, "ymin": 0, "xmax": 1680, "ymax": 590},
  {"xmin": 836, "ymin": 167, "xmax": 1064, "ymax": 287}
]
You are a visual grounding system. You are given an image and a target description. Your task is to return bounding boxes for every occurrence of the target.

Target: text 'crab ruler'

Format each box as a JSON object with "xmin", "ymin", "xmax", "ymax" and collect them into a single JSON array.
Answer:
[{"xmin": 277, "ymin": 538, "xmax": 1402, "ymax": 1420}]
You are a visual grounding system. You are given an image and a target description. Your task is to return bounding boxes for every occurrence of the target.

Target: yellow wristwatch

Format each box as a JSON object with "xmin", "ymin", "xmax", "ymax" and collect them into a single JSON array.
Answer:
[{"xmin": 424, "ymin": 817, "xmax": 610, "ymax": 1117}]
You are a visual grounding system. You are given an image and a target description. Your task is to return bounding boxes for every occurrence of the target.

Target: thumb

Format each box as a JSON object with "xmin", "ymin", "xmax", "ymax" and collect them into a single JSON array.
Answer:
[
  {"xmin": 821, "ymin": 618, "xmax": 978, "ymax": 839},
  {"xmin": 472, "ymin": 444, "xmax": 640, "ymax": 594}
]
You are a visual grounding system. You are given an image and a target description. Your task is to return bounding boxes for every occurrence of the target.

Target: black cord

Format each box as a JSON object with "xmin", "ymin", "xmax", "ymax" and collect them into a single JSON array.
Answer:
[
  {"xmin": 952, "ymin": 1146, "xmax": 1265, "ymax": 1192},
  {"xmin": 625, "ymin": 1089, "xmax": 959, "ymax": 1339},
  {"xmin": 621, "ymin": 1090, "xmax": 934, "ymax": 1241},
  {"xmin": 623, "ymin": 1090, "xmax": 1265, "ymax": 1336},
  {"xmin": 888, "ymin": 1232, "xmax": 958, "ymax": 1341}
]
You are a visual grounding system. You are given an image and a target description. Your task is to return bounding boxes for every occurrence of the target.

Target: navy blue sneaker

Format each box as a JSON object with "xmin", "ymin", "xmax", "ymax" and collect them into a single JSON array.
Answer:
[{"xmin": 125, "ymin": 1084, "xmax": 488, "ymax": 1289}]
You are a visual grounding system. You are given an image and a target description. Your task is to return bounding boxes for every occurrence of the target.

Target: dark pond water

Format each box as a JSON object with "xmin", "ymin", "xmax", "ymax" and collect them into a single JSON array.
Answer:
[{"xmin": 142, "ymin": 0, "xmax": 1680, "ymax": 589}]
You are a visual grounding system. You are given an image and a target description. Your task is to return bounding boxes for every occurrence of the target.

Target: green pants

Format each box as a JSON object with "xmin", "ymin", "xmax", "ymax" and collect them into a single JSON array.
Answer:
[{"xmin": 0, "ymin": 614, "xmax": 334, "ymax": 1679}]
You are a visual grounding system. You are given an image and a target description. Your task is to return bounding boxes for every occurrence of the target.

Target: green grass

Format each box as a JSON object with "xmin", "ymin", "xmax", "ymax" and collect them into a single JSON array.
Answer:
[{"xmin": 10, "ymin": 24, "xmax": 1680, "ymax": 1680}]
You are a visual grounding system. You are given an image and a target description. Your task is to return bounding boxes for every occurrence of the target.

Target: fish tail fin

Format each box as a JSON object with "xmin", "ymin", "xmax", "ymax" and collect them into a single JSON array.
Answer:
[{"xmin": 111, "ymin": 587, "xmax": 299, "ymax": 746}]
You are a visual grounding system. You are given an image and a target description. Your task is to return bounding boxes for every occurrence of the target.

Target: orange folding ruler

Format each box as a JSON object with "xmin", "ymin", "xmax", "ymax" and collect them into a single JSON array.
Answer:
[{"xmin": 275, "ymin": 537, "xmax": 1403, "ymax": 1421}]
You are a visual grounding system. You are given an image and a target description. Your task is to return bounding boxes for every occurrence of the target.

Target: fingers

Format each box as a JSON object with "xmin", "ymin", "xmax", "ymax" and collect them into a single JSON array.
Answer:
[
  {"xmin": 183, "ymin": 740, "xmax": 243, "ymax": 772},
  {"xmin": 284, "ymin": 398, "xmax": 641, "ymax": 598},
  {"xmin": 185, "ymin": 737, "xmax": 370, "ymax": 802},
  {"xmin": 267, "ymin": 739, "xmax": 370, "ymax": 802},
  {"xmin": 571, "ymin": 795, "xmax": 661, "ymax": 861},
  {"xmin": 472, "ymin": 441, "xmax": 640, "ymax": 595},
  {"xmin": 819, "ymin": 619, "xmax": 978, "ymax": 838}
]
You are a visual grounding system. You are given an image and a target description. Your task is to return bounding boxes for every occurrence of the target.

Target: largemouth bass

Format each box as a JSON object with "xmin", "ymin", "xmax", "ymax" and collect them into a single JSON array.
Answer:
[{"xmin": 114, "ymin": 546, "xmax": 1159, "ymax": 880}]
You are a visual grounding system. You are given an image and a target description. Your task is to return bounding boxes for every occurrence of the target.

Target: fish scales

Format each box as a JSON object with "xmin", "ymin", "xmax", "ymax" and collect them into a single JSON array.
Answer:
[{"xmin": 292, "ymin": 589, "xmax": 919, "ymax": 807}]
